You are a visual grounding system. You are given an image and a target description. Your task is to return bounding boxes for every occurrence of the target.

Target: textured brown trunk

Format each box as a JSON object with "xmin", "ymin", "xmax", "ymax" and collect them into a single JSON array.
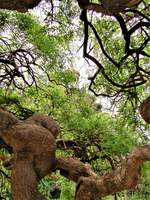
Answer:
[
  {"xmin": 0, "ymin": 0, "xmax": 42, "ymax": 11},
  {"xmin": 0, "ymin": 0, "xmax": 141, "ymax": 14},
  {"xmin": 0, "ymin": 109, "xmax": 58, "ymax": 200},
  {"xmin": 139, "ymin": 96, "xmax": 150, "ymax": 123},
  {"xmin": 77, "ymin": 0, "xmax": 141, "ymax": 15},
  {"xmin": 11, "ymin": 153, "xmax": 47, "ymax": 200}
]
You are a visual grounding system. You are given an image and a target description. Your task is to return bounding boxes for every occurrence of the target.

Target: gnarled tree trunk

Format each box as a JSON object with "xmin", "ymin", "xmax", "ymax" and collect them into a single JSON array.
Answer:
[
  {"xmin": 11, "ymin": 153, "xmax": 47, "ymax": 200},
  {"xmin": 0, "ymin": 108, "xmax": 58, "ymax": 200},
  {"xmin": 1, "ymin": 107, "xmax": 150, "ymax": 200},
  {"xmin": 75, "ymin": 145, "xmax": 150, "ymax": 199}
]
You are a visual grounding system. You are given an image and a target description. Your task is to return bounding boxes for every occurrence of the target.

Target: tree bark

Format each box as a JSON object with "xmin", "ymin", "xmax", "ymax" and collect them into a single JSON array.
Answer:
[
  {"xmin": 11, "ymin": 153, "xmax": 47, "ymax": 200},
  {"xmin": 139, "ymin": 96, "xmax": 150, "ymax": 123},
  {"xmin": 56, "ymin": 157, "xmax": 97, "ymax": 182},
  {"xmin": 0, "ymin": 0, "xmax": 42, "ymax": 11},
  {"xmin": 75, "ymin": 145, "xmax": 150, "ymax": 199},
  {"xmin": 1, "ymin": 108, "xmax": 150, "ymax": 200},
  {"xmin": 0, "ymin": 0, "xmax": 141, "ymax": 14},
  {"xmin": 55, "ymin": 145, "xmax": 150, "ymax": 200},
  {"xmin": 0, "ymin": 109, "xmax": 57, "ymax": 200},
  {"xmin": 77, "ymin": 0, "xmax": 141, "ymax": 15}
]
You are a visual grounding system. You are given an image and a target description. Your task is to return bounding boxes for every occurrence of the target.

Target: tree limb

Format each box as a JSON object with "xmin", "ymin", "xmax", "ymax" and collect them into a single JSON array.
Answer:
[
  {"xmin": 56, "ymin": 157, "xmax": 97, "ymax": 182},
  {"xmin": 0, "ymin": 0, "xmax": 42, "ymax": 12},
  {"xmin": 75, "ymin": 145, "xmax": 150, "ymax": 199}
]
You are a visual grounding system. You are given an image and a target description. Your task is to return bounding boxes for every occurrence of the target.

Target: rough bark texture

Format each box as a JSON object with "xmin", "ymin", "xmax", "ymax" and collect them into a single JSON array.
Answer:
[
  {"xmin": 55, "ymin": 145, "xmax": 150, "ymax": 199},
  {"xmin": 77, "ymin": 0, "xmax": 141, "ymax": 15},
  {"xmin": 1, "ymin": 107, "xmax": 150, "ymax": 200},
  {"xmin": 101, "ymin": 0, "xmax": 141, "ymax": 13},
  {"xmin": 139, "ymin": 96, "xmax": 150, "ymax": 123},
  {"xmin": 56, "ymin": 157, "xmax": 97, "ymax": 182},
  {"xmin": 0, "ymin": 0, "xmax": 42, "ymax": 12},
  {"xmin": 11, "ymin": 154, "xmax": 47, "ymax": 200},
  {"xmin": 25, "ymin": 113, "xmax": 60, "ymax": 138},
  {"xmin": 75, "ymin": 145, "xmax": 150, "ymax": 199},
  {"xmin": 0, "ymin": 0, "xmax": 141, "ymax": 14},
  {"xmin": 0, "ymin": 108, "xmax": 58, "ymax": 200}
]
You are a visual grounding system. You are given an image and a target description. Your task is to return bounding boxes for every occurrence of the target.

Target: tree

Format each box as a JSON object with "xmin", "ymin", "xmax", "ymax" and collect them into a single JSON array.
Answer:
[
  {"xmin": 0, "ymin": 0, "xmax": 150, "ymax": 200},
  {"xmin": 0, "ymin": 0, "xmax": 42, "ymax": 11}
]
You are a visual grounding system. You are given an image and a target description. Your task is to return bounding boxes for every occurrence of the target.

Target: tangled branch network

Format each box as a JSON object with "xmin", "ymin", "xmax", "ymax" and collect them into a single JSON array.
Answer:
[{"xmin": 78, "ymin": 0, "xmax": 150, "ymax": 98}]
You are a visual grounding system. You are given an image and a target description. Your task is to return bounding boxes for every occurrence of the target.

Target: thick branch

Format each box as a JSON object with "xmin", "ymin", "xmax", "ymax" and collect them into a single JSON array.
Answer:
[
  {"xmin": 77, "ymin": 0, "xmax": 142, "ymax": 15},
  {"xmin": 0, "ymin": 0, "xmax": 41, "ymax": 11},
  {"xmin": 54, "ymin": 145, "xmax": 150, "ymax": 199},
  {"xmin": 139, "ymin": 96, "xmax": 150, "ymax": 123},
  {"xmin": 56, "ymin": 157, "xmax": 97, "ymax": 182},
  {"xmin": 76, "ymin": 145, "xmax": 150, "ymax": 199}
]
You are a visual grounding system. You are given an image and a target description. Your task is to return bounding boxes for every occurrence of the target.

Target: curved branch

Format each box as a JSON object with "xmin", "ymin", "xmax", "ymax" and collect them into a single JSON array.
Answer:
[
  {"xmin": 56, "ymin": 157, "xmax": 97, "ymax": 182},
  {"xmin": 114, "ymin": 14, "xmax": 130, "ymax": 53},
  {"xmin": 128, "ymin": 22, "xmax": 150, "ymax": 35},
  {"xmin": 75, "ymin": 145, "xmax": 150, "ymax": 199},
  {"xmin": 87, "ymin": 21, "xmax": 119, "ymax": 67},
  {"xmin": 80, "ymin": 8, "xmax": 148, "ymax": 96}
]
